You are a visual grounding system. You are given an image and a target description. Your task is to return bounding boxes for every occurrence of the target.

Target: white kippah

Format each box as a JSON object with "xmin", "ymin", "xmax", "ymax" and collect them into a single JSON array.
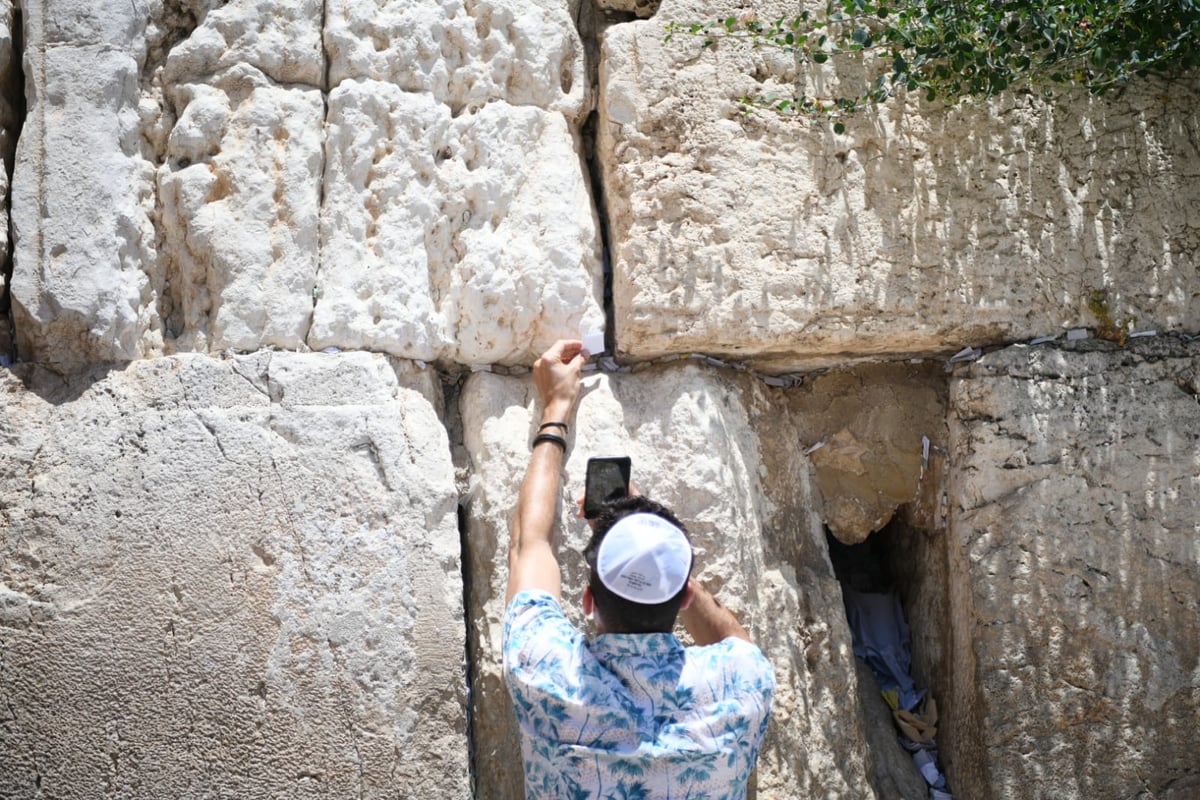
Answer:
[{"xmin": 596, "ymin": 513, "xmax": 692, "ymax": 604}]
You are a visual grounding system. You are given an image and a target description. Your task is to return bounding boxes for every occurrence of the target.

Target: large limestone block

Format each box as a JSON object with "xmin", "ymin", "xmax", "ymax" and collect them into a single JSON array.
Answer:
[
  {"xmin": 11, "ymin": 0, "xmax": 601, "ymax": 370},
  {"xmin": 312, "ymin": 82, "xmax": 603, "ymax": 365},
  {"xmin": 326, "ymin": 0, "xmax": 588, "ymax": 120},
  {"xmin": 10, "ymin": 1, "xmax": 160, "ymax": 367},
  {"xmin": 460, "ymin": 363, "xmax": 879, "ymax": 799},
  {"xmin": 154, "ymin": 2, "xmax": 325, "ymax": 354},
  {"xmin": 158, "ymin": 68, "xmax": 324, "ymax": 352},
  {"xmin": 946, "ymin": 340, "xmax": 1200, "ymax": 799},
  {"xmin": 0, "ymin": 353, "xmax": 469, "ymax": 798},
  {"xmin": 598, "ymin": 3, "xmax": 1200, "ymax": 369}
]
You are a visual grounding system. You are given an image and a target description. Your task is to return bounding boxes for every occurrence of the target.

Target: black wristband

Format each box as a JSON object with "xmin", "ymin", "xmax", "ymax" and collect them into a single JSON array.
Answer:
[
  {"xmin": 538, "ymin": 421, "xmax": 568, "ymax": 433},
  {"xmin": 532, "ymin": 432, "xmax": 567, "ymax": 451}
]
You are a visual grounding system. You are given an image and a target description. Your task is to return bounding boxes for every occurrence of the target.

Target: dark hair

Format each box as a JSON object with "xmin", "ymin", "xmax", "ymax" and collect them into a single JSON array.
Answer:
[{"xmin": 583, "ymin": 495, "xmax": 694, "ymax": 634}]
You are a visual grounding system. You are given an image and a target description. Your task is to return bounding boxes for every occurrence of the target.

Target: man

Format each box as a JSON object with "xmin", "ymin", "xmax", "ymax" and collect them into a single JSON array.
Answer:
[{"xmin": 502, "ymin": 339, "xmax": 776, "ymax": 799}]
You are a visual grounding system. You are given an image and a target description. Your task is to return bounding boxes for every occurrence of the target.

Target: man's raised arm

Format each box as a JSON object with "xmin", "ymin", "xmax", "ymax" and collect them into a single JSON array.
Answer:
[{"xmin": 505, "ymin": 339, "xmax": 588, "ymax": 605}]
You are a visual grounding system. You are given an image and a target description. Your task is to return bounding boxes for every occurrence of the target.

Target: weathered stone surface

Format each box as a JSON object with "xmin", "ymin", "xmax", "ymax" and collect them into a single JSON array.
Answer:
[
  {"xmin": 326, "ymin": 0, "xmax": 588, "ymax": 120},
  {"xmin": 740, "ymin": 360, "xmax": 951, "ymax": 799},
  {"xmin": 311, "ymin": 82, "xmax": 604, "ymax": 365},
  {"xmin": 152, "ymin": 1, "xmax": 325, "ymax": 354},
  {"xmin": 11, "ymin": 1, "xmax": 601, "ymax": 369},
  {"xmin": 10, "ymin": 0, "xmax": 160, "ymax": 368},
  {"xmin": 4, "ymin": 3, "xmax": 1198, "ymax": 799},
  {"xmin": 460, "ymin": 362, "xmax": 914, "ymax": 799},
  {"xmin": 163, "ymin": 0, "xmax": 324, "ymax": 87},
  {"xmin": 158, "ymin": 72, "xmax": 324, "ymax": 352},
  {"xmin": 598, "ymin": 2, "xmax": 1200, "ymax": 370},
  {"xmin": 0, "ymin": 353, "xmax": 469, "ymax": 798},
  {"xmin": 946, "ymin": 340, "xmax": 1200, "ymax": 799}
]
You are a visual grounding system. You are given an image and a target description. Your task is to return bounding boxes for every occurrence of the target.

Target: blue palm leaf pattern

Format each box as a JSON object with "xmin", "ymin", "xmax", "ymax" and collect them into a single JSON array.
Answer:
[{"xmin": 504, "ymin": 590, "xmax": 774, "ymax": 800}]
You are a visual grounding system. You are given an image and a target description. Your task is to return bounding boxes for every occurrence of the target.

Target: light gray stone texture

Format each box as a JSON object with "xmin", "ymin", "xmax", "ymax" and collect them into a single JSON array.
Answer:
[
  {"xmin": 946, "ymin": 339, "xmax": 1200, "ymax": 799},
  {"xmin": 154, "ymin": 1, "xmax": 325, "ymax": 353},
  {"xmin": 10, "ymin": 0, "xmax": 160, "ymax": 368},
  {"xmin": 0, "ymin": 352, "xmax": 469, "ymax": 798},
  {"xmin": 312, "ymin": 81, "xmax": 604, "ymax": 366},
  {"xmin": 598, "ymin": 1, "xmax": 1200, "ymax": 370}
]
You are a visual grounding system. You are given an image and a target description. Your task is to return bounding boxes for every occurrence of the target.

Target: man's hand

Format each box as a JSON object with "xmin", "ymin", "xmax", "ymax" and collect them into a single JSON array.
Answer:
[
  {"xmin": 533, "ymin": 339, "xmax": 587, "ymax": 421},
  {"xmin": 680, "ymin": 578, "xmax": 752, "ymax": 645},
  {"xmin": 506, "ymin": 340, "xmax": 589, "ymax": 605}
]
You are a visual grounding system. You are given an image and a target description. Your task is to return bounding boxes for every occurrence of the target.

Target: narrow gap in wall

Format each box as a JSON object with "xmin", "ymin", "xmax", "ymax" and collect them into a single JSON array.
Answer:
[
  {"xmin": 442, "ymin": 370, "xmax": 478, "ymax": 796},
  {"xmin": 457, "ymin": 500, "xmax": 478, "ymax": 798},
  {"xmin": 574, "ymin": 3, "xmax": 634, "ymax": 357},
  {"xmin": 580, "ymin": 108, "xmax": 616, "ymax": 355},
  {"xmin": 0, "ymin": 6, "xmax": 25, "ymax": 365},
  {"xmin": 828, "ymin": 517, "xmax": 954, "ymax": 799},
  {"xmin": 305, "ymin": 0, "xmax": 332, "ymax": 348}
]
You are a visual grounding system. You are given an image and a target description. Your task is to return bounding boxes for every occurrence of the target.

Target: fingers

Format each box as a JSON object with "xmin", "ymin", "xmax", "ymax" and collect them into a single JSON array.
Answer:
[{"xmin": 544, "ymin": 339, "xmax": 584, "ymax": 364}]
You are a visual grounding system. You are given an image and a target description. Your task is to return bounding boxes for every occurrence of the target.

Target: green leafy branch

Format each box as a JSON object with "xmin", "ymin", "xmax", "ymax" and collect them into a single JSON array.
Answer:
[{"xmin": 664, "ymin": 0, "xmax": 1200, "ymax": 123}]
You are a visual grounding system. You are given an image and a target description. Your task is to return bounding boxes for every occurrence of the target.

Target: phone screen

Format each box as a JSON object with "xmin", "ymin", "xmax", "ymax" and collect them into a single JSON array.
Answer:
[{"xmin": 584, "ymin": 457, "xmax": 631, "ymax": 519}]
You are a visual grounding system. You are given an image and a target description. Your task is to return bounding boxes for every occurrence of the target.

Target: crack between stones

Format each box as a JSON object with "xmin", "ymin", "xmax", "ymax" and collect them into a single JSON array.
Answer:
[
  {"xmin": 456, "ymin": 502, "xmax": 478, "ymax": 796},
  {"xmin": 577, "ymin": 16, "xmax": 617, "ymax": 356},
  {"xmin": 0, "ymin": 4, "xmax": 23, "ymax": 364},
  {"xmin": 304, "ymin": 0, "xmax": 333, "ymax": 351}
]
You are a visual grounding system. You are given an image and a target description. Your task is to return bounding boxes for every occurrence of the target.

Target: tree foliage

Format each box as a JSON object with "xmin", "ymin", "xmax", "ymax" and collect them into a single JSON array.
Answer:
[{"xmin": 664, "ymin": 0, "xmax": 1200, "ymax": 124}]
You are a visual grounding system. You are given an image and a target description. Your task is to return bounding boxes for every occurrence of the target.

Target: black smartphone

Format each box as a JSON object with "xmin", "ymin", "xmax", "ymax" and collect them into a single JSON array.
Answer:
[{"xmin": 584, "ymin": 456, "xmax": 631, "ymax": 519}]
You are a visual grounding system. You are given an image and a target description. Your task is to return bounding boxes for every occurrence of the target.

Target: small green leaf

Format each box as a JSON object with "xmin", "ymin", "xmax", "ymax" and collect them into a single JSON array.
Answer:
[{"xmin": 834, "ymin": 122, "xmax": 846, "ymax": 134}]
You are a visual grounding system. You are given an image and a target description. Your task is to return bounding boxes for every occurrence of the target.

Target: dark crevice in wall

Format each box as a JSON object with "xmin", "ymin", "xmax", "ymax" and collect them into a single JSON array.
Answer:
[
  {"xmin": 581, "ymin": 108, "xmax": 616, "ymax": 355},
  {"xmin": 456, "ymin": 502, "xmax": 478, "ymax": 797},
  {"xmin": 442, "ymin": 369, "xmax": 478, "ymax": 796},
  {"xmin": 575, "ymin": 4, "xmax": 633, "ymax": 358},
  {"xmin": 0, "ymin": 6, "xmax": 25, "ymax": 365},
  {"xmin": 828, "ymin": 516, "xmax": 962, "ymax": 798}
]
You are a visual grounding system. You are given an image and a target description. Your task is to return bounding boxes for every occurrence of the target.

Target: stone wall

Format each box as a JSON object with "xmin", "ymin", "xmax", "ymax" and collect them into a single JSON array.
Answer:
[
  {"xmin": 1, "ymin": 2, "xmax": 1197, "ymax": 799},
  {"xmin": 598, "ymin": 0, "xmax": 1200, "ymax": 371},
  {"xmin": 947, "ymin": 340, "xmax": 1200, "ymax": 800},
  {"xmin": 1, "ymin": 354, "xmax": 469, "ymax": 797}
]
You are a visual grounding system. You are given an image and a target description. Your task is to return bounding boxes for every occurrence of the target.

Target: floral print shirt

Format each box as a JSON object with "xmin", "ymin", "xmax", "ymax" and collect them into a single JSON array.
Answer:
[{"xmin": 503, "ymin": 590, "xmax": 776, "ymax": 800}]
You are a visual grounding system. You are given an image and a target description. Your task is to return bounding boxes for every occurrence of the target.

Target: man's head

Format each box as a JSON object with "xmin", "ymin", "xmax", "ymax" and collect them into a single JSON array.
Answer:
[{"xmin": 583, "ymin": 496, "xmax": 694, "ymax": 634}]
